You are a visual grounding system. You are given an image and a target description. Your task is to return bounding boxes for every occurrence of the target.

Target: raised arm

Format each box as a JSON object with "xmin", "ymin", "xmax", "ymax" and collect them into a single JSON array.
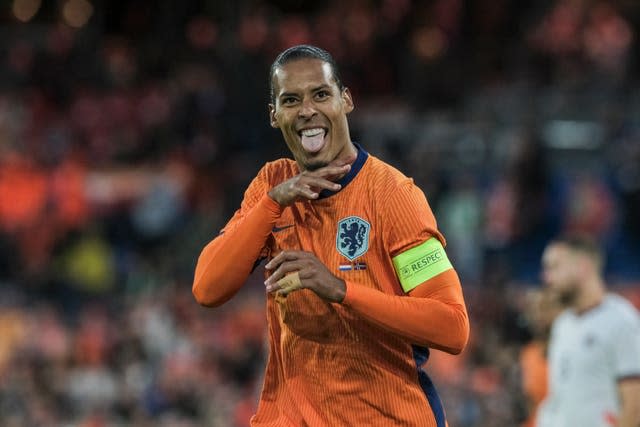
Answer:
[
  {"xmin": 193, "ymin": 193, "xmax": 281, "ymax": 307},
  {"xmin": 193, "ymin": 162, "xmax": 351, "ymax": 307}
]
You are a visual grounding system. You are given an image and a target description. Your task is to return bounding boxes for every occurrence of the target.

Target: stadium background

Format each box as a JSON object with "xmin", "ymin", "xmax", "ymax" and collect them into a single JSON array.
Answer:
[{"xmin": 0, "ymin": 0, "xmax": 639, "ymax": 425}]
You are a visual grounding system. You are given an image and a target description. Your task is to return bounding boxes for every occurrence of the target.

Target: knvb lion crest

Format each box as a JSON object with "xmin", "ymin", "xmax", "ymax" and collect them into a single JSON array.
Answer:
[{"xmin": 336, "ymin": 216, "xmax": 370, "ymax": 260}]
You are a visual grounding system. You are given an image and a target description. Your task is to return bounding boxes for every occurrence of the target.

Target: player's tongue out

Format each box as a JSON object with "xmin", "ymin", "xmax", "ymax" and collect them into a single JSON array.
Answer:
[{"xmin": 300, "ymin": 128, "xmax": 326, "ymax": 153}]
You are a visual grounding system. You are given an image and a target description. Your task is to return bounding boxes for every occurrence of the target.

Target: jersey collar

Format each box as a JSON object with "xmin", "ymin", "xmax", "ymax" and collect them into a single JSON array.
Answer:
[{"xmin": 318, "ymin": 142, "xmax": 368, "ymax": 199}]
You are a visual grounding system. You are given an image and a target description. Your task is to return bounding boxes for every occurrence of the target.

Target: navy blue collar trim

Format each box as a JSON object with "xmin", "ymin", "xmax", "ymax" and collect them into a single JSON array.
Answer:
[{"xmin": 318, "ymin": 142, "xmax": 368, "ymax": 199}]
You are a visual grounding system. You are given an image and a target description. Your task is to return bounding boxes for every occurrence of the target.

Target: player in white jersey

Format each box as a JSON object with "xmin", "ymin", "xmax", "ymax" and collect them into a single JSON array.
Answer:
[{"xmin": 536, "ymin": 235, "xmax": 640, "ymax": 427}]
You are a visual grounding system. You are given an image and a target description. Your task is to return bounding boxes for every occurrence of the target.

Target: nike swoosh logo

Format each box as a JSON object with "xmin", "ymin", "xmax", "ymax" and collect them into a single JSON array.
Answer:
[{"xmin": 272, "ymin": 224, "xmax": 294, "ymax": 233}]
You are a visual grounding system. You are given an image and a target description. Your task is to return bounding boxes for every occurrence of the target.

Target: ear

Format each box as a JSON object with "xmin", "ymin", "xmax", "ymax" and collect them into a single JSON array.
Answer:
[
  {"xmin": 268, "ymin": 104, "xmax": 279, "ymax": 128},
  {"xmin": 342, "ymin": 88, "xmax": 354, "ymax": 114}
]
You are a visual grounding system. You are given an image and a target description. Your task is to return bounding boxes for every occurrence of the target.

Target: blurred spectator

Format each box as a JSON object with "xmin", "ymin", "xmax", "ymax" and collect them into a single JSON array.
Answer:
[
  {"xmin": 437, "ymin": 172, "xmax": 483, "ymax": 282},
  {"xmin": 518, "ymin": 288, "xmax": 564, "ymax": 427}
]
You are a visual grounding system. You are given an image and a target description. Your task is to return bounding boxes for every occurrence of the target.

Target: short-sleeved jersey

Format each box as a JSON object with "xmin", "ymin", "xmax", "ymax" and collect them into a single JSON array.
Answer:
[
  {"xmin": 536, "ymin": 294, "xmax": 640, "ymax": 427},
  {"xmin": 225, "ymin": 145, "xmax": 448, "ymax": 426}
]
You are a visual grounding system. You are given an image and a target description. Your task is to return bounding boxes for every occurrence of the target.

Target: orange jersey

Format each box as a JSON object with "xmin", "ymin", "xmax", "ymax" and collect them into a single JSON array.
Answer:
[
  {"xmin": 520, "ymin": 341, "xmax": 549, "ymax": 427},
  {"xmin": 193, "ymin": 145, "xmax": 468, "ymax": 426}
]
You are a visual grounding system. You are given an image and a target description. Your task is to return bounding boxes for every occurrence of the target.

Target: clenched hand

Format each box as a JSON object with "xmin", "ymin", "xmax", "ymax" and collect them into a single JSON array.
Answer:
[{"xmin": 264, "ymin": 250, "xmax": 346, "ymax": 302}]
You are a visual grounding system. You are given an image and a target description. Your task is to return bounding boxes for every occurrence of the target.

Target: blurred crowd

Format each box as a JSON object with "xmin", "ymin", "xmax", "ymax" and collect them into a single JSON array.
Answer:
[{"xmin": 0, "ymin": 0, "xmax": 639, "ymax": 426}]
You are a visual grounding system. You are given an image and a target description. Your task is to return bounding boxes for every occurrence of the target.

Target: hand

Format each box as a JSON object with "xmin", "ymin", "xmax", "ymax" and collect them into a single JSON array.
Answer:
[
  {"xmin": 264, "ymin": 250, "xmax": 346, "ymax": 302},
  {"xmin": 268, "ymin": 163, "xmax": 351, "ymax": 206}
]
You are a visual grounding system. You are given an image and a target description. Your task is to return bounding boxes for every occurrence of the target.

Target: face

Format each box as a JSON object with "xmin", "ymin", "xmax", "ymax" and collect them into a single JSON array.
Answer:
[
  {"xmin": 541, "ymin": 243, "xmax": 582, "ymax": 303},
  {"xmin": 269, "ymin": 58, "xmax": 354, "ymax": 171}
]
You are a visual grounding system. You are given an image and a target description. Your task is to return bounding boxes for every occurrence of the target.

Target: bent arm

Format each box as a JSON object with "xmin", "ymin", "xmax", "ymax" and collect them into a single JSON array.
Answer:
[
  {"xmin": 342, "ymin": 269, "xmax": 469, "ymax": 354},
  {"xmin": 193, "ymin": 194, "xmax": 281, "ymax": 306}
]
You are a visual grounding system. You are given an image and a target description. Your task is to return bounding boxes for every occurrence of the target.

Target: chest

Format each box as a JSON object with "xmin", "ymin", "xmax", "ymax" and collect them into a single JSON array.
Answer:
[
  {"xmin": 270, "ymin": 193, "xmax": 399, "ymax": 290},
  {"xmin": 549, "ymin": 314, "xmax": 614, "ymax": 382},
  {"xmin": 272, "ymin": 199, "xmax": 376, "ymax": 258}
]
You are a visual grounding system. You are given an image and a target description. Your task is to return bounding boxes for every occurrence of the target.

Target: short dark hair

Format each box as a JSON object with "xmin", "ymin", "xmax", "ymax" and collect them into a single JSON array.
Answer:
[
  {"xmin": 269, "ymin": 45, "xmax": 344, "ymax": 104},
  {"xmin": 551, "ymin": 234, "xmax": 605, "ymax": 271}
]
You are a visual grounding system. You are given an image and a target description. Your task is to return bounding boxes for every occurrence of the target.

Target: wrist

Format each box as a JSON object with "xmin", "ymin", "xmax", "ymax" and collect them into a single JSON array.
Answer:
[
  {"xmin": 341, "ymin": 281, "xmax": 364, "ymax": 306},
  {"xmin": 267, "ymin": 189, "xmax": 286, "ymax": 207},
  {"xmin": 262, "ymin": 192, "xmax": 284, "ymax": 214}
]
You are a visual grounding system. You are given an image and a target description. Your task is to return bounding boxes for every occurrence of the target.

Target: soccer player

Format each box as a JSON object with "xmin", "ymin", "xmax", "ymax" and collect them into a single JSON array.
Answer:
[
  {"xmin": 536, "ymin": 235, "xmax": 640, "ymax": 427},
  {"xmin": 192, "ymin": 45, "xmax": 469, "ymax": 426}
]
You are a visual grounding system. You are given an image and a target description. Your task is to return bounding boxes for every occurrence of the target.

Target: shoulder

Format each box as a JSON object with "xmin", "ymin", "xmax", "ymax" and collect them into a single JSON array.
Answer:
[
  {"xmin": 362, "ymin": 154, "xmax": 419, "ymax": 198},
  {"xmin": 360, "ymin": 154, "xmax": 442, "ymax": 248},
  {"xmin": 555, "ymin": 309, "xmax": 572, "ymax": 324},
  {"xmin": 241, "ymin": 158, "xmax": 297, "ymax": 203},
  {"xmin": 262, "ymin": 158, "xmax": 298, "ymax": 175},
  {"xmin": 364, "ymin": 155, "xmax": 412, "ymax": 185},
  {"xmin": 602, "ymin": 294, "xmax": 640, "ymax": 327},
  {"xmin": 550, "ymin": 310, "xmax": 574, "ymax": 335},
  {"xmin": 257, "ymin": 158, "xmax": 298, "ymax": 185}
]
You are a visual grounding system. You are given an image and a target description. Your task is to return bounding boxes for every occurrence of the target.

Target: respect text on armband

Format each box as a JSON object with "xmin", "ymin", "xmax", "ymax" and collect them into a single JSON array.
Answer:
[
  {"xmin": 392, "ymin": 237, "xmax": 452, "ymax": 292},
  {"xmin": 398, "ymin": 248, "xmax": 445, "ymax": 280}
]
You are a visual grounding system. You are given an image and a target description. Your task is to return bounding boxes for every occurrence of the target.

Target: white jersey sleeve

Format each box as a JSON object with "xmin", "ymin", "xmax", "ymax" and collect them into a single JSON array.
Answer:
[{"xmin": 609, "ymin": 296, "xmax": 640, "ymax": 379}]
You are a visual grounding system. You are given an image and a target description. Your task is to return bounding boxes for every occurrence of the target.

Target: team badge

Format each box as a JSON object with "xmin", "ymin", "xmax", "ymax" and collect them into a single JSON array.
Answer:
[{"xmin": 336, "ymin": 216, "xmax": 370, "ymax": 260}]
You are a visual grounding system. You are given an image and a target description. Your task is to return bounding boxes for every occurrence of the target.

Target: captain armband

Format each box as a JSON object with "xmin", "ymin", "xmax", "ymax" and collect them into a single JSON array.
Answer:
[{"xmin": 392, "ymin": 237, "xmax": 453, "ymax": 293}]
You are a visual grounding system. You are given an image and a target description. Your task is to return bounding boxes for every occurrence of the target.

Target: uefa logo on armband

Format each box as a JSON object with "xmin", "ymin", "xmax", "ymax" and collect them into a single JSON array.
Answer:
[
  {"xmin": 400, "ymin": 266, "xmax": 412, "ymax": 278},
  {"xmin": 336, "ymin": 216, "xmax": 370, "ymax": 260}
]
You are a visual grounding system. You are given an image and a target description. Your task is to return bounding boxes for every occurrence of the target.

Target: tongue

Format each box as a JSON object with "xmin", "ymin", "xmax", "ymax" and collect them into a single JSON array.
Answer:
[{"xmin": 301, "ymin": 132, "xmax": 325, "ymax": 153}]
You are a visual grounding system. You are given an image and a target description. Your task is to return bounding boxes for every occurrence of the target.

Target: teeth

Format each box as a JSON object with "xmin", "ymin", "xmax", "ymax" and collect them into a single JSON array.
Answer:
[{"xmin": 301, "ymin": 128, "xmax": 324, "ymax": 137}]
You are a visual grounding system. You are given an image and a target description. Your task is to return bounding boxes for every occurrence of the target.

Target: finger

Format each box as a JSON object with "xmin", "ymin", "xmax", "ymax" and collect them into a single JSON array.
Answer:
[
  {"xmin": 276, "ymin": 276, "xmax": 303, "ymax": 297},
  {"xmin": 295, "ymin": 186, "xmax": 320, "ymax": 200},
  {"xmin": 300, "ymin": 177, "xmax": 342, "ymax": 192},
  {"xmin": 276, "ymin": 271, "xmax": 303, "ymax": 294},
  {"xmin": 265, "ymin": 251, "xmax": 303, "ymax": 270},
  {"xmin": 308, "ymin": 164, "xmax": 351, "ymax": 179},
  {"xmin": 276, "ymin": 286, "xmax": 300, "ymax": 298},
  {"xmin": 265, "ymin": 260, "xmax": 305, "ymax": 290},
  {"xmin": 329, "ymin": 158, "xmax": 350, "ymax": 167}
]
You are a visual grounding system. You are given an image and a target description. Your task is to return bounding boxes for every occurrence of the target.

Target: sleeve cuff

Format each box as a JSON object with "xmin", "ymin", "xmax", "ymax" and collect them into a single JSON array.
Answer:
[
  {"xmin": 342, "ymin": 281, "xmax": 367, "ymax": 307},
  {"xmin": 259, "ymin": 193, "xmax": 283, "ymax": 216}
]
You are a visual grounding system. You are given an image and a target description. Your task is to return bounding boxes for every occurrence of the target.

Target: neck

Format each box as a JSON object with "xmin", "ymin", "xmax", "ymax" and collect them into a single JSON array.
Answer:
[
  {"xmin": 337, "ymin": 140, "xmax": 358, "ymax": 165},
  {"xmin": 299, "ymin": 141, "xmax": 358, "ymax": 173},
  {"xmin": 329, "ymin": 141, "xmax": 358, "ymax": 180},
  {"xmin": 573, "ymin": 276, "xmax": 606, "ymax": 314}
]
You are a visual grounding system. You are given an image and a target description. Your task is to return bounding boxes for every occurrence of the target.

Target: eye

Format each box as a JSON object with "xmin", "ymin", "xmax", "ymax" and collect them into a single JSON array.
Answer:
[
  {"xmin": 281, "ymin": 96, "xmax": 298, "ymax": 106},
  {"xmin": 314, "ymin": 90, "xmax": 330, "ymax": 100}
]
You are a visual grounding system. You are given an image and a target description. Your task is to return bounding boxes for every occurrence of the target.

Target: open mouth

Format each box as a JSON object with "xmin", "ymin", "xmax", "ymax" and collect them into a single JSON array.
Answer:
[{"xmin": 299, "ymin": 127, "xmax": 327, "ymax": 154}]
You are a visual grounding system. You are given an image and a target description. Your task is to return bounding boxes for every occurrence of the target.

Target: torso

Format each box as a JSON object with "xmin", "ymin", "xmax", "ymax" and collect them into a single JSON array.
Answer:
[{"xmin": 252, "ymin": 150, "xmax": 441, "ymax": 426}]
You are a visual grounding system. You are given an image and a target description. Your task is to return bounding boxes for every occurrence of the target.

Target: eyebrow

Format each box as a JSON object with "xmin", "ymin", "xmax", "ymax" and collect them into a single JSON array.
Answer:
[
  {"xmin": 311, "ymin": 84, "xmax": 331, "ymax": 92},
  {"xmin": 278, "ymin": 84, "xmax": 332, "ymax": 99},
  {"xmin": 279, "ymin": 92, "xmax": 298, "ymax": 99}
]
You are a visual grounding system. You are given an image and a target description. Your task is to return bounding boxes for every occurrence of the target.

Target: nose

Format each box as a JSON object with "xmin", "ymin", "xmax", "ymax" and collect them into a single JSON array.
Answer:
[{"xmin": 298, "ymin": 97, "xmax": 317, "ymax": 119}]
